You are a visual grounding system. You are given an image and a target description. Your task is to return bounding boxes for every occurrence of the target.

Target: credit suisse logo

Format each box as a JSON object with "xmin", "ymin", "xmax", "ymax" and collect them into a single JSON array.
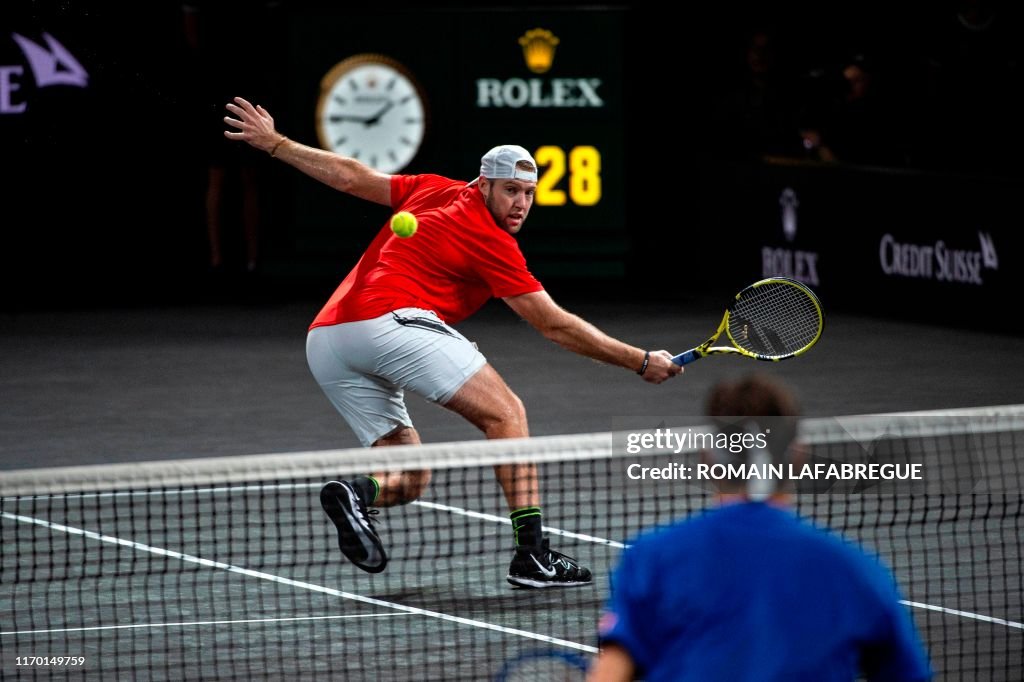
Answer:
[{"xmin": 879, "ymin": 232, "xmax": 998, "ymax": 286}]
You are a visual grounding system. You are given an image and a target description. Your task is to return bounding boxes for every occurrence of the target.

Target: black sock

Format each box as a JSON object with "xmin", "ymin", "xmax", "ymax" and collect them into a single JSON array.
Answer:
[
  {"xmin": 350, "ymin": 475, "xmax": 380, "ymax": 505},
  {"xmin": 510, "ymin": 506, "xmax": 542, "ymax": 549}
]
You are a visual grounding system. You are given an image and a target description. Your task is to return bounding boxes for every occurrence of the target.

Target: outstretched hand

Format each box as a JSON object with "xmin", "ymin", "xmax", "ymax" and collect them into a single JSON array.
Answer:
[
  {"xmin": 223, "ymin": 97, "xmax": 282, "ymax": 153},
  {"xmin": 641, "ymin": 350, "xmax": 683, "ymax": 384}
]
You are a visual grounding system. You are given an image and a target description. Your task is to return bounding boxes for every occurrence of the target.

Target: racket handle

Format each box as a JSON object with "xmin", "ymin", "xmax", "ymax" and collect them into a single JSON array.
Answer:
[{"xmin": 672, "ymin": 350, "xmax": 701, "ymax": 366}]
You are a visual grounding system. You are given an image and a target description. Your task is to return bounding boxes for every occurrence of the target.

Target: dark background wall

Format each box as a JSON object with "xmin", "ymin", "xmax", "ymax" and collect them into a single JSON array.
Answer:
[{"xmin": 3, "ymin": 1, "xmax": 1022, "ymax": 330}]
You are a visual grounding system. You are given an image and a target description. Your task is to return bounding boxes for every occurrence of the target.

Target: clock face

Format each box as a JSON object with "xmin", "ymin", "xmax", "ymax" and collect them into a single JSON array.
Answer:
[{"xmin": 316, "ymin": 55, "xmax": 427, "ymax": 174}]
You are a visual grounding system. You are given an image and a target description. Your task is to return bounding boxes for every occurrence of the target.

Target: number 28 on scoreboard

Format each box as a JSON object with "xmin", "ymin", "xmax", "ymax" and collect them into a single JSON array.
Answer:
[{"xmin": 534, "ymin": 145, "xmax": 601, "ymax": 207}]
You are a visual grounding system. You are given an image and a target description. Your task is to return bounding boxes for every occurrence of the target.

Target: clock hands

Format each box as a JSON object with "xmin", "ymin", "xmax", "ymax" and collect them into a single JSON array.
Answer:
[
  {"xmin": 328, "ymin": 100, "xmax": 394, "ymax": 127},
  {"xmin": 329, "ymin": 114, "xmax": 371, "ymax": 124},
  {"xmin": 363, "ymin": 100, "xmax": 394, "ymax": 126}
]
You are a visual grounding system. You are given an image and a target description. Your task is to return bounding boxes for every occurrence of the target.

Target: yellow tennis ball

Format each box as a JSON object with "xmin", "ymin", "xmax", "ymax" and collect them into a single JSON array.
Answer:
[{"xmin": 390, "ymin": 211, "xmax": 418, "ymax": 238}]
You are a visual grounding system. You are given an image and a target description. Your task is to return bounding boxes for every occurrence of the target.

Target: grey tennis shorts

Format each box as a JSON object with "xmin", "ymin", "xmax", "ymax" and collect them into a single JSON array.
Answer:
[{"xmin": 305, "ymin": 307, "xmax": 487, "ymax": 446}]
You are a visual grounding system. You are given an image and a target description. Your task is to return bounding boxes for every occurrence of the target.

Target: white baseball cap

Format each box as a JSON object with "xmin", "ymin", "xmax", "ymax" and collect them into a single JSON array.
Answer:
[{"xmin": 479, "ymin": 145, "xmax": 538, "ymax": 182}]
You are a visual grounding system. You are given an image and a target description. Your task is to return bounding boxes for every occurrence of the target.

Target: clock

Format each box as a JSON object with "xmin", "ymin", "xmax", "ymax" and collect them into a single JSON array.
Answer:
[{"xmin": 315, "ymin": 54, "xmax": 428, "ymax": 174}]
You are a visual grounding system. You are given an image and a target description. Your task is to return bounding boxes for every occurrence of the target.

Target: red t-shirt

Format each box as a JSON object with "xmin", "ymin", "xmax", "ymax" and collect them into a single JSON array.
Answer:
[{"xmin": 310, "ymin": 174, "xmax": 543, "ymax": 329}]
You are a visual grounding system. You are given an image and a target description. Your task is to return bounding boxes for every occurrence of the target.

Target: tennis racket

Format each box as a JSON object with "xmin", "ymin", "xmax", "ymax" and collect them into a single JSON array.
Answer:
[
  {"xmin": 493, "ymin": 649, "xmax": 589, "ymax": 681},
  {"xmin": 672, "ymin": 277, "xmax": 823, "ymax": 366}
]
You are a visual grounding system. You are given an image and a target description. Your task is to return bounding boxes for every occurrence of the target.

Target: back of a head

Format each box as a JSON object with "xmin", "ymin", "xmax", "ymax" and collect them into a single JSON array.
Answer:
[
  {"xmin": 704, "ymin": 373, "xmax": 801, "ymax": 497},
  {"xmin": 705, "ymin": 373, "xmax": 800, "ymax": 419}
]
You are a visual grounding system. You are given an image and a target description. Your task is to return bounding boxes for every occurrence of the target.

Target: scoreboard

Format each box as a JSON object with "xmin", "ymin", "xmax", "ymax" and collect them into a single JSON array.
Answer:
[{"xmin": 285, "ymin": 7, "xmax": 627, "ymax": 282}]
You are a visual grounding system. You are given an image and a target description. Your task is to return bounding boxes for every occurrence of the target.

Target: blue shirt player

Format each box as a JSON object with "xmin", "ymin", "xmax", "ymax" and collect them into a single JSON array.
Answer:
[{"xmin": 589, "ymin": 374, "xmax": 932, "ymax": 682}]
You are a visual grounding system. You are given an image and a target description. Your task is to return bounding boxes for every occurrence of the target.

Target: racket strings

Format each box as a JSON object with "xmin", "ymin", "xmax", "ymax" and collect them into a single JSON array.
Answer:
[{"xmin": 728, "ymin": 282, "xmax": 821, "ymax": 357}]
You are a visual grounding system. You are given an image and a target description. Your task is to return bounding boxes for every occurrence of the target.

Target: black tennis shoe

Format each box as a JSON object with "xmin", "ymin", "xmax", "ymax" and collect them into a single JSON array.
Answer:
[
  {"xmin": 506, "ymin": 539, "xmax": 592, "ymax": 588},
  {"xmin": 320, "ymin": 480, "xmax": 387, "ymax": 573}
]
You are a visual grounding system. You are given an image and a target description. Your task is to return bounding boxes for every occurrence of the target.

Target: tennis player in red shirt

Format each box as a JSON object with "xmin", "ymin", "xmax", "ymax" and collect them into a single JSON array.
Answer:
[{"xmin": 225, "ymin": 96, "xmax": 682, "ymax": 587}]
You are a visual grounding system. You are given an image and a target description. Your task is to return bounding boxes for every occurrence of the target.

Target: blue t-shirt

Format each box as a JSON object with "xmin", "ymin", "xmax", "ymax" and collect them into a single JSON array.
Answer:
[{"xmin": 599, "ymin": 502, "xmax": 932, "ymax": 682}]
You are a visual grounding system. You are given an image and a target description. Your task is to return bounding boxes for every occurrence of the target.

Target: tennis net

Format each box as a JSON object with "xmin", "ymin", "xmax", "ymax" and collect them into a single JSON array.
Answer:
[{"xmin": 1, "ymin": 405, "xmax": 1022, "ymax": 680}]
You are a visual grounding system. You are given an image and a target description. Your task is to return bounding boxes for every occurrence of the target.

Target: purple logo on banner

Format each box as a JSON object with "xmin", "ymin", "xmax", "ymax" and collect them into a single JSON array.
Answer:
[{"xmin": 2, "ymin": 33, "xmax": 88, "ymax": 115}]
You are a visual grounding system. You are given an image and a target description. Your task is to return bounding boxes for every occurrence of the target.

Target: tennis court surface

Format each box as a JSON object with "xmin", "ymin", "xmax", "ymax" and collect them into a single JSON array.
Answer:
[
  {"xmin": 2, "ymin": 408, "xmax": 1021, "ymax": 680},
  {"xmin": 1, "ymin": 302, "xmax": 1022, "ymax": 680}
]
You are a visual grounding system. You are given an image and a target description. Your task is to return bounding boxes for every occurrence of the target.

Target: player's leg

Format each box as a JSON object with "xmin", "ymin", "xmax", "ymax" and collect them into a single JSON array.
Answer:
[
  {"xmin": 307, "ymin": 321, "xmax": 431, "ymax": 573},
  {"xmin": 369, "ymin": 318, "xmax": 540, "ymax": 518},
  {"xmin": 369, "ymin": 426, "xmax": 431, "ymax": 507},
  {"xmin": 442, "ymin": 364, "xmax": 537, "ymax": 509},
  {"xmin": 357, "ymin": 309, "xmax": 549, "ymax": 556},
  {"xmin": 443, "ymin": 364, "xmax": 591, "ymax": 588},
  {"xmin": 324, "ymin": 427, "xmax": 431, "ymax": 544}
]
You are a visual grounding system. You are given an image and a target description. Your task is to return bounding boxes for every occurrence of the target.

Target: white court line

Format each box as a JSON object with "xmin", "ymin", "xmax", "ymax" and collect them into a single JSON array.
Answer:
[
  {"xmin": 2, "ymin": 613, "xmax": 409, "ymax": 637},
  {"xmin": 902, "ymin": 601, "xmax": 1023, "ymax": 630},
  {"xmin": 0, "ymin": 510, "xmax": 597, "ymax": 654},
  {"xmin": 411, "ymin": 500, "xmax": 627, "ymax": 549}
]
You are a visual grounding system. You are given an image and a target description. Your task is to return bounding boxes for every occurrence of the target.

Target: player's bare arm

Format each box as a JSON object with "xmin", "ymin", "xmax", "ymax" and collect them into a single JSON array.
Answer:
[
  {"xmin": 586, "ymin": 644, "xmax": 635, "ymax": 682},
  {"xmin": 223, "ymin": 96, "xmax": 391, "ymax": 206},
  {"xmin": 504, "ymin": 290, "xmax": 681, "ymax": 384}
]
